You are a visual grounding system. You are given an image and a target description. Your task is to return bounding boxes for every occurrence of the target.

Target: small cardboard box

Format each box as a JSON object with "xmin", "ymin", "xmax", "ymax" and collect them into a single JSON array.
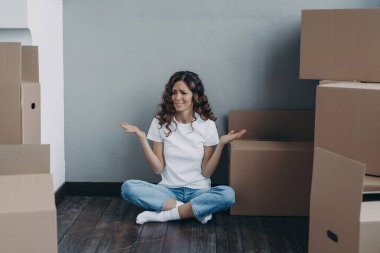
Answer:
[
  {"xmin": 229, "ymin": 110, "xmax": 315, "ymax": 216},
  {"xmin": 0, "ymin": 42, "xmax": 41, "ymax": 144},
  {"xmin": 309, "ymin": 147, "xmax": 380, "ymax": 253},
  {"xmin": 230, "ymin": 140, "xmax": 313, "ymax": 216},
  {"xmin": 0, "ymin": 144, "xmax": 57, "ymax": 253},
  {"xmin": 315, "ymin": 82, "xmax": 380, "ymax": 176},
  {"xmin": 300, "ymin": 9, "xmax": 380, "ymax": 82}
]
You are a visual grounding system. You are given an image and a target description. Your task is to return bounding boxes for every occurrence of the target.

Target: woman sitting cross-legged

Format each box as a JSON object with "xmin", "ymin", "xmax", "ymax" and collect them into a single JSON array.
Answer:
[{"xmin": 120, "ymin": 71, "xmax": 246, "ymax": 224}]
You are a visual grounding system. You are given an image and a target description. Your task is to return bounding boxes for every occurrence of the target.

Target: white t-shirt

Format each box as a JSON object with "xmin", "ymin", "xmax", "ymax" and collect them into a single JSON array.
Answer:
[{"xmin": 147, "ymin": 114, "xmax": 219, "ymax": 189}]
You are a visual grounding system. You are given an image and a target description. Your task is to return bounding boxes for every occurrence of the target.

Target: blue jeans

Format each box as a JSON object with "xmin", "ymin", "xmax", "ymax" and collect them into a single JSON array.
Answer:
[{"xmin": 121, "ymin": 179, "xmax": 235, "ymax": 220}]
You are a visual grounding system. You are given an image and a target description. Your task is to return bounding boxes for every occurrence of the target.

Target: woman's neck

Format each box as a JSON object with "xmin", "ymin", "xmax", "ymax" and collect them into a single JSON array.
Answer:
[{"xmin": 175, "ymin": 111, "xmax": 195, "ymax": 124}]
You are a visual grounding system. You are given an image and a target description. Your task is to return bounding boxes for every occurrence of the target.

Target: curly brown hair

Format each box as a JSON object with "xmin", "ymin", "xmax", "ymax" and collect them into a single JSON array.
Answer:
[{"xmin": 156, "ymin": 71, "xmax": 217, "ymax": 136}]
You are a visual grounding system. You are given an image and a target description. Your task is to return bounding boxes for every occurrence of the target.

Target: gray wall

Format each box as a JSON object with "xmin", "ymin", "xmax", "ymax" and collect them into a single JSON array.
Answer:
[
  {"xmin": 0, "ymin": 29, "xmax": 31, "ymax": 45},
  {"xmin": 64, "ymin": 0, "xmax": 380, "ymax": 184}
]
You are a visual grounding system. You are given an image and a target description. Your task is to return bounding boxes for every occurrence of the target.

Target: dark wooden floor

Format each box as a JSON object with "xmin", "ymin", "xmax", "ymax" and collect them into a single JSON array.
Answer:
[{"xmin": 57, "ymin": 196, "xmax": 309, "ymax": 253}]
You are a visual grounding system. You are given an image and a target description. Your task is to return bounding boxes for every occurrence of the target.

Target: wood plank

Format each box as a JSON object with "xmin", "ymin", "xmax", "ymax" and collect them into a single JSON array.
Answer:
[
  {"xmin": 134, "ymin": 222, "xmax": 168, "ymax": 253},
  {"xmin": 80, "ymin": 198, "xmax": 128, "ymax": 253},
  {"xmin": 107, "ymin": 202, "xmax": 144, "ymax": 252},
  {"xmin": 161, "ymin": 219, "xmax": 191, "ymax": 253},
  {"xmin": 57, "ymin": 196, "xmax": 91, "ymax": 243},
  {"xmin": 286, "ymin": 217, "xmax": 309, "ymax": 253},
  {"xmin": 56, "ymin": 196, "xmax": 311, "ymax": 253},
  {"xmin": 262, "ymin": 217, "xmax": 298, "ymax": 253},
  {"xmin": 58, "ymin": 197, "xmax": 112, "ymax": 253},
  {"xmin": 238, "ymin": 216, "xmax": 270, "ymax": 253},
  {"xmin": 215, "ymin": 213, "xmax": 244, "ymax": 253},
  {"xmin": 188, "ymin": 217, "xmax": 216, "ymax": 253},
  {"xmin": 57, "ymin": 195, "xmax": 91, "ymax": 213}
]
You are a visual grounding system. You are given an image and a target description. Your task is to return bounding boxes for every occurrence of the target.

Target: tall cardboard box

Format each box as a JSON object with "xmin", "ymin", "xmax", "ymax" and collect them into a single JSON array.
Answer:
[
  {"xmin": 0, "ymin": 42, "xmax": 41, "ymax": 144},
  {"xmin": 300, "ymin": 9, "xmax": 380, "ymax": 82},
  {"xmin": 315, "ymin": 82, "xmax": 380, "ymax": 176},
  {"xmin": 0, "ymin": 144, "xmax": 57, "ymax": 253},
  {"xmin": 309, "ymin": 147, "xmax": 380, "ymax": 253},
  {"xmin": 229, "ymin": 110, "xmax": 314, "ymax": 216}
]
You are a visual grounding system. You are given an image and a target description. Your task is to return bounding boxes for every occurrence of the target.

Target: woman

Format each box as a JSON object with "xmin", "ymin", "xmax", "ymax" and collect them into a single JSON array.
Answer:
[{"xmin": 120, "ymin": 71, "xmax": 246, "ymax": 224}]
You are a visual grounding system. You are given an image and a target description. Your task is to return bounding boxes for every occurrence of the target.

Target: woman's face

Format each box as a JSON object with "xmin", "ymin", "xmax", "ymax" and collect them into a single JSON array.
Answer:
[{"xmin": 171, "ymin": 81, "xmax": 193, "ymax": 114}]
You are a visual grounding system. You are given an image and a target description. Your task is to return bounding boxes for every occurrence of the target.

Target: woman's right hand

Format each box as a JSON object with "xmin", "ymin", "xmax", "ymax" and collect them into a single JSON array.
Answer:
[{"xmin": 120, "ymin": 122, "xmax": 146, "ymax": 140}]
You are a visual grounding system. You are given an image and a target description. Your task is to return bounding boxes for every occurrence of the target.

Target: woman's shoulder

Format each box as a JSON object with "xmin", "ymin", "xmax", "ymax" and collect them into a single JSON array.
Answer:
[
  {"xmin": 150, "ymin": 116, "xmax": 158, "ymax": 124},
  {"xmin": 150, "ymin": 116, "xmax": 162, "ymax": 128},
  {"xmin": 195, "ymin": 113, "xmax": 217, "ymax": 127},
  {"xmin": 151, "ymin": 116, "xmax": 172, "ymax": 131}
]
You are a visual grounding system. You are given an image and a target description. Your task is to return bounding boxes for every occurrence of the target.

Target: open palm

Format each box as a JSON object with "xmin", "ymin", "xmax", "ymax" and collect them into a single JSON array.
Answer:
[
  {"xmin": 120, "ymin": 122, "xmax": 146, "ymax": 140},
  {"xmin": 220, "ymin": 129, "xmax": 247, "ymax": 145}
]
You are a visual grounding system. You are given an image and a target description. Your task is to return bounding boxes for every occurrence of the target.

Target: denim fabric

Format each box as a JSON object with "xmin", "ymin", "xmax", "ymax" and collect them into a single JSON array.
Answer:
[{"xmin": 121, "ymin": 179, "xmax": 235, "ymax": 219}]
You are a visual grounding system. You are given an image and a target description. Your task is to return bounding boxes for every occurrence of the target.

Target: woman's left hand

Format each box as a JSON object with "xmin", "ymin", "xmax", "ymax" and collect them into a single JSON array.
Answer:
[{"xmin": 220, "ymin": 129, "xmax": 247, "ymax": 145}]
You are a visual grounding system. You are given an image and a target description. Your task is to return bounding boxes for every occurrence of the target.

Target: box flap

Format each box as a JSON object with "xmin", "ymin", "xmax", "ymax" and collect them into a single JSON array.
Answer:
[
  {"xmin": 309, "ymin": 147, "xmax": 365, "ymax": 253},
  {"xmin": 0, "ymin": 173, "xmax": 55, "ymax": 213},
  {"xmin": 0, "ymin": 42, "xmax": 21, "ymax": 85},
  {"xmin": 22, "ymin": 46, "xmax": 39, "ymax": 82},
  {"xmin": 320, "ymin": 82, "xmax": 380, "ymax": 90},
  {"xmin": 229, "ymin": 110, "xmax": 315, "ymax": 140},
  {"xmin": 300, "ymin": 9, "xmax": 380, "ymax": 82},
  {"xmin": 0, "ymin": 144, "xmax": 50, "ymax": 175}
]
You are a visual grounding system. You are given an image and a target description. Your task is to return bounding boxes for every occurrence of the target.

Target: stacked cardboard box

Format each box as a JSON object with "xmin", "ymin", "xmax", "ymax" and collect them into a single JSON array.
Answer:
[
  {"xmin": 300, "ymin": 9, "xmax": 380, "ymax": 83},
  {"xmin": 315, "ymin": 82, "xmax": 380, "ymax": 177},
  {"xmin": 0, "ymin": 42, "xmax": 57, "ymax": 253},
  {"xmin": 0, "ymin": 42, "xmax": 41, "ymax": 143},
  {"xmin": 300, "ymin": 9, "xmax": 380, "ymax": 253},
  {"xmin": 0, "ymin": 145, "xmax": 57, "ymax": 253},
  {"xmin": 229, "ymin": 110, "xmax": 314, "ymax": 216}
]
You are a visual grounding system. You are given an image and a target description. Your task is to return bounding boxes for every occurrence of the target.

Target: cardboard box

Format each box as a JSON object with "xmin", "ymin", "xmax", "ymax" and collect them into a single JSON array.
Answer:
[
  {"xmin": 0, "ymin": 42, "xmax": 41, "ymax": 144},
  {"xmin": 229, "ymin": 110, "xmax": 315, "ymax": 140},
  {"xmin": 315, "ymin": 82, "xmax": 380, "ymax": 176},
  {"xmin": 300, "ymin": 9, "xmax": 380, "ymax": 82},
  {"xmin": 228, "ymin": 110, "xmax": 315, "ymax": 216},
  {"xmin": 229, "ymin": 140, "xmax": 313, "ymax": 216},
  {"xmin": 309, "ymin": 147, "xmax": 380, "ymax": 253},
  {"xmin": 0, "ymin": 144, "xmax": 50, "ymax": 175},
  {"xmin": 0, "ymin": 144, "xmax": 57, "ymax": 253}
]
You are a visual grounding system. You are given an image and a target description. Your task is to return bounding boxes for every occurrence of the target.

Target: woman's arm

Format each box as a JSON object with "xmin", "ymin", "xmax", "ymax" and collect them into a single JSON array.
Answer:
[
  {"xmin": 201, "ymin": 129, "xmax": 247, "ymax": 178},
  {"xmin": 120, "ymin": 122, "xmax": 164, "ymax": 174}
]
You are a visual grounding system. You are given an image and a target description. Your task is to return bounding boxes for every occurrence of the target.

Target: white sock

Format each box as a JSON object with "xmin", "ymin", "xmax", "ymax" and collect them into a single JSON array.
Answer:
[
  {"xmin": 136, "ymin": 202, "xmax": 183, "ymax": 224},
  {"xmin": 197, "ymin": 214, "xmax": 212, "ymax": 224},
  {"xmin": 177, "ymin": 200, "xmax": 211, "ymax": 224}
]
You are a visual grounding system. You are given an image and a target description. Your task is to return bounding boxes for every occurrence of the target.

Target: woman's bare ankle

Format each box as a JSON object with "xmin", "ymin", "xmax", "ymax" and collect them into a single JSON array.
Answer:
[{"xmin": 162, "ymin": 198, "xmax": 177, "ymax": 210}]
